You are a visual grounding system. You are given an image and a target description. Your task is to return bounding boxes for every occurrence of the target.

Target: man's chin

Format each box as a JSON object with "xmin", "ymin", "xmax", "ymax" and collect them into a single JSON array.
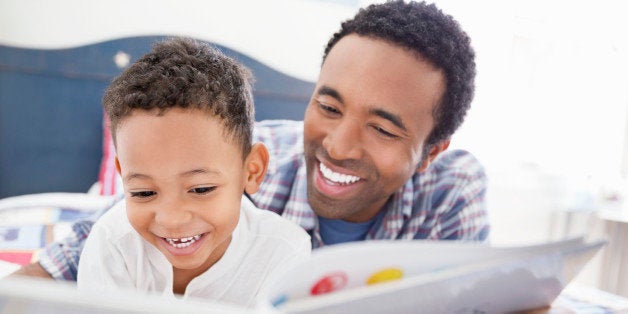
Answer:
[
  {"xmin": 308, "ymin": 190, "xmax": 346, "ymax": 219},
  {"xmin": 306, "ymin": 162, "xmax": 368, "ymax": 220}
]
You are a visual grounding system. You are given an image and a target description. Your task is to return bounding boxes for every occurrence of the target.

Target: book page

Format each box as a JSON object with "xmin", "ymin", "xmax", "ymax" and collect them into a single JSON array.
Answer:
[{"xmin": 265, "ymin": 238, "xmax": 606, "ymax": 313}]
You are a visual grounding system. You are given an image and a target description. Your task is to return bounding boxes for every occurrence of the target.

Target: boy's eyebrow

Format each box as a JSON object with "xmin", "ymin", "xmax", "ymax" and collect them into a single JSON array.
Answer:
[
  {"xmin": 316, "ymin": 85, "xmax": 344, "ymax": 104},
  {"xmin": 124, "ymin": 173, "xmax": 151, "ymax": 183},
  {"xmin": 369, "ymin": 108, "xmax": 407, "ymax": 132},
  {"xmin": 181, "ymin": 168, "xmax": 222, "ymax": 177},
  {"xmin": 124, "ymin": 169, "xmax": 221, "ymax": 183}
]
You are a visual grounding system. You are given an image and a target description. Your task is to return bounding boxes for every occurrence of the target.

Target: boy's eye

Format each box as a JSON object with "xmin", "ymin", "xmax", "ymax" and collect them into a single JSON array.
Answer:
[
  {"xmin": 130, "ymin": 191, "xmax": 156, "ymax": 198},
  {"xmin": 189, "ymin": 187, "xmax": 216, "ymax": 195}
]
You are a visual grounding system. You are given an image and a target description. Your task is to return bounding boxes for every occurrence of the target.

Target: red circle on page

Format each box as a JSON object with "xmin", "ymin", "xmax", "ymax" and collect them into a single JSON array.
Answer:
[{"xmin": 310, "ymin": 272, "xmax": 348, "ymax": 295}]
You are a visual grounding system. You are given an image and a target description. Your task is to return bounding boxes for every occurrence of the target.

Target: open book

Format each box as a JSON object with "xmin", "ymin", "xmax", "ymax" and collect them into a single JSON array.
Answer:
[
  {"xmin": 0, "ymin": 237, "xmax": 605, "ymax": 314},
  {"xmin": 262, "ymin": 237, "xmax": 606, "ymax": 313}
]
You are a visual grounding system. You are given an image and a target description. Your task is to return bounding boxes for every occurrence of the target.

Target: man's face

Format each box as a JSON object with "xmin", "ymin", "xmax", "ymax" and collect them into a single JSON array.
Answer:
[
  {"xmin": 303, "ymin": 34, "xmax": 446, "ymax": 223},
  {"xmin": 115, "ymin": 108, "xmax": 244, "ymax": 278}
]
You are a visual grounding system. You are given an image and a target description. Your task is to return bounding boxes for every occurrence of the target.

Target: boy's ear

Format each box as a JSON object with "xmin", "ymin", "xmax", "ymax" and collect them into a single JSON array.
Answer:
[
  {"xmin": 243, "ymin": 143, "xmax": 269, "ymax": 195},
  {"xmin": 417, "ymin": 140, "xmax": 450, "ymax": 173},
  {"xmin": 114, "ymin": 156, "xmax": 122, "ymax": 175}
]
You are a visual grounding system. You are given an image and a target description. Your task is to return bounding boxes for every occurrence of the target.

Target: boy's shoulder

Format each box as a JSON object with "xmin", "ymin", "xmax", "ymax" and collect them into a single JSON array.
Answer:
[
  {"xmin": 90, "ymin": 200, "xmax": 136, "ymax": 243},
  {"xmin": 94, "ymin": 200, "xmax": 127, "ymax": 227},
  {"xmin": 239, "ymin": 195, "xmax": 310, "ymax": 250}
]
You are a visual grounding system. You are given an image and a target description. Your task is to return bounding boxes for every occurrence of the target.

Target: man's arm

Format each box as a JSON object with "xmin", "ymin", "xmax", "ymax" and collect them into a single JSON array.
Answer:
[{"xmin": 8, "ymin": 262, "xmax": 52, "ymax": 279}]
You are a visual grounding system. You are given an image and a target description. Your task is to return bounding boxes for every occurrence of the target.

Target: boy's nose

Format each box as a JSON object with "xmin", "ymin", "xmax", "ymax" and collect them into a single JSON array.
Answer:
[
  {"xmin": 322, "ymin": 119, "xmax": 363, "ymax": 161},
  {"xmin": 154, "ymin": 200, "xmax": 193, "ymax": 228}
]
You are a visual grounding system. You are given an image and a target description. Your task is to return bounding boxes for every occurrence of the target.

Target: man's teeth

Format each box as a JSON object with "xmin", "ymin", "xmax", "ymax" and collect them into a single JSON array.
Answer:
[
  {"xmin": 319, "ymin": 163, "xmax": 360, "ymax": 184},
  {"xmin": 165, "ymin": 234, "xmax": 202, "ymax": 248}
]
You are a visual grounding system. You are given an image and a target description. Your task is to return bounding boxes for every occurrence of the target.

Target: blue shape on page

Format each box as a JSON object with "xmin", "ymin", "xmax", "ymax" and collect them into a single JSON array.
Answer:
[{"xmin": 271, "ymin": 294, "xmax": 288, "ymax": 308}]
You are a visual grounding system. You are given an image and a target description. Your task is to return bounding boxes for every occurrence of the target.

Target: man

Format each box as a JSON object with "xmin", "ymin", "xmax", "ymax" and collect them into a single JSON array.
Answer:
[{"xmin": 13, "ymin": 0, "xmax": 489, "ymax": 280}]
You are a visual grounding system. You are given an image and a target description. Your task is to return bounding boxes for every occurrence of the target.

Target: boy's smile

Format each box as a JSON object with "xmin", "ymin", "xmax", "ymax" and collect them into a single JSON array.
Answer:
[
  {"xmin": 164, "ymin": 234, "xmax": 203, "ymax": 249},
  {"xmin": 160, "ymin": 233, "xmax": 206, "ymax": 256},
  {"xmin": 114, "ymin": 107, "xmax": 247, "ymax": 279}
]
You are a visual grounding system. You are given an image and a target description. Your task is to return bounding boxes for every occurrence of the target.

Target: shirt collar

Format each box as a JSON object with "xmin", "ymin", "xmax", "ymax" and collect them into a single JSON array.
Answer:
[{"xmin": 281, "ymin": 156, "xmax": 417, "ymax": 246}]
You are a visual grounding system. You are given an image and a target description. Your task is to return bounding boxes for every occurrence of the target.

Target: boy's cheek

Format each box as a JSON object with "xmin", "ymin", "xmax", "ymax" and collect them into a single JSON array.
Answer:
[{"xmin": 126, "ymin": 203, "xmax": 151, "ymax": 230}]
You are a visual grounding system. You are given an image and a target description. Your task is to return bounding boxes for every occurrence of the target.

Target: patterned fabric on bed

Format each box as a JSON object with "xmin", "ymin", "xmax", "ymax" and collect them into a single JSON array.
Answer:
[
  {"xmin": 0, "ymin": 193, "xmax": 116, "ymax": 273},
  {"xmin": 0, "ymin": 208, "xmax": 94, "ymax": 266}
]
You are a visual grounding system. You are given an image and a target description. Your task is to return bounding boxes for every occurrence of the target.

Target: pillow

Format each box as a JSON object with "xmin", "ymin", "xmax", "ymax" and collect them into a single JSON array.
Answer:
[{"xmin": 98, "ymin": 115, "xmax": 123, "ymax": 196}]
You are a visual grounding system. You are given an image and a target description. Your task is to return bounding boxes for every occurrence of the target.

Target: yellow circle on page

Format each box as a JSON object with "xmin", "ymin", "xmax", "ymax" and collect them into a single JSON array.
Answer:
[{"xmin": 366, "ymin": 268, "xmax": 403, "ymax": 285}]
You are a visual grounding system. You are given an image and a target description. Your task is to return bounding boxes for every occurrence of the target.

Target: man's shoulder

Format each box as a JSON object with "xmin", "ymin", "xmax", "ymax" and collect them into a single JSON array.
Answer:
[
  {"xmin": 254, "ymin": 119, "xmax": 305, "ymax": 174},
  {"xmin": 407, "ymin": 149, "xmax": 487, "ymax": 206},
  {"xmin": 254, "ymin": 119, "xmax": 303, "ymax": 130},
  {"xmin": 421, "ymin": 149, "xmax": 486, "ymax": 182},
  {"xmin": 253, "ymin": 120, "xmax": 303, "ymax": 149}
]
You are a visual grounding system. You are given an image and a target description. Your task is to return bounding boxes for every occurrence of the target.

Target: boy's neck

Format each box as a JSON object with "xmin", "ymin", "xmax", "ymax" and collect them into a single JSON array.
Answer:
[
  {"xmin": 171, "ymin": 235, "xmax": 232, "ymax": 295},
  {"xmin": 172, "ymin": 268, "xmax": 197, "ymax": 295}
]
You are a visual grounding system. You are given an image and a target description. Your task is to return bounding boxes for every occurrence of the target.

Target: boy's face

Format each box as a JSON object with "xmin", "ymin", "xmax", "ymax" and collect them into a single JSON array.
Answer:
[
  {"xmin": 303, "ymin": 34, "xmax": 449, "ymax": 223},
  {"xmin": 114, "ymin": 108, "xmax": 250, "ymax": 276}
]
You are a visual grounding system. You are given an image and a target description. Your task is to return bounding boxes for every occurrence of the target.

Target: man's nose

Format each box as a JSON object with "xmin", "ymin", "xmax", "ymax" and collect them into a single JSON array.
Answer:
[
  {"xmin": 322, "ymin": 119, "xmax": 363, "ymax": 161},
  {"xmin": 155, "ymin": 197, "xmax": 193, "ymax": 228}
]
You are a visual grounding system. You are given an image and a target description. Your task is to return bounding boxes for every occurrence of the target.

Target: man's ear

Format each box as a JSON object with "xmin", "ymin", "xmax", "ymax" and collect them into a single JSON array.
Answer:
[
  {"xmin": 417, "ymin": 139, "xmax": 450, "ymax": 172},
  {"xmin": 243, "ymin": 143, "xmax": 269, "ymax": 195},
  {"xmin": 114, "ymin": 156, "xmax": 122, "ymax": 175}
]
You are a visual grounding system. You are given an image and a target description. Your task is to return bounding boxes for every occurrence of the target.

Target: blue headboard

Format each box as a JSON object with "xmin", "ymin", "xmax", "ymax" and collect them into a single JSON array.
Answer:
[{"xmin": 0, "ymin": 36, "xmax": 315, "ymax": 198}]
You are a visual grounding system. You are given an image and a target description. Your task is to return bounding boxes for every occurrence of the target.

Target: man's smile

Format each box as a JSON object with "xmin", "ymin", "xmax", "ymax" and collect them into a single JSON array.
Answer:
[
  {"xmin": 319, "ymin": 162, "xmax": 361, "ymax": 185},
  {"xmin": 314, "ymin": 160, "xmax": 366, "ymax": 200}
]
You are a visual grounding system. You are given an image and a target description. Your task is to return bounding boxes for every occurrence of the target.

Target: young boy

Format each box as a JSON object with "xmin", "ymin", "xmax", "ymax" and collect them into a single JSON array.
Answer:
[{"xmin": 76, "ymin": 37, "xmax": 311, "ymax": 308}]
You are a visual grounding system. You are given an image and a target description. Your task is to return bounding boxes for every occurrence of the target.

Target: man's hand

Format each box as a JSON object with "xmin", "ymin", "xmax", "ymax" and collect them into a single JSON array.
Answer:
[{"xmin": 8, "ymin": 262, "xmax": 53, "ymax": 279}]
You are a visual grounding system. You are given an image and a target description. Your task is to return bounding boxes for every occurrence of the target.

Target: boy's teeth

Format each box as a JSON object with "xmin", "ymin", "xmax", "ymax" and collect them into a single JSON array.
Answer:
[
  {"xmin": 165, "ymin": 234, "xmax": 202, "ymax": 248},
  {"xmin": 319, "ymin": 163, "xmax": 360, "ymax": 184}
]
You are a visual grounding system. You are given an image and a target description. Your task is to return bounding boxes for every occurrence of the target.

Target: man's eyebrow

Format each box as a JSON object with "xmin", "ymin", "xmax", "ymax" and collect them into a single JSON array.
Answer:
[
  {"xmin": 316, "ymin": 85, "xmax": 344, "ymax": 103},
  {"xmin": 317, "ymin": 85, "xmax": 407, "ymax": 131},
  {"xmin": 370, "ymin": 108, "xmax": 407, "ymax": 132}
]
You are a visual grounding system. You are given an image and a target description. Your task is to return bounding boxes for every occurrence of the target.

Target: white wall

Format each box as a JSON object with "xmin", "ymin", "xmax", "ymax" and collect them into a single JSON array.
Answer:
[
  {"xmin": 0, "ymin": 0, "xmax": 359, "ymax": 82},
  {"xmin": 3, "ymin": 0, "xmax": 628, "ymax": 246}
]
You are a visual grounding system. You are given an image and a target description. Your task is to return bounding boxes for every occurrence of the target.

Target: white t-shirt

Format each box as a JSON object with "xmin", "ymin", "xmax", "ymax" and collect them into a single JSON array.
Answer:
[{"xmin": 77, "ymin": 195, "xmax": 311, "ymax": 308}]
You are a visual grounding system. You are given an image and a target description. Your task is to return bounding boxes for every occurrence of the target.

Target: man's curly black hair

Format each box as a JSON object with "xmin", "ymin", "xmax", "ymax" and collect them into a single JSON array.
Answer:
[
  {"xmin": 323, "ymin": 0, "xmax": 476, "ymax": 149},
  {"xmin": 103, "ymin": 37, "xmax": 254, "ymax": 157}
]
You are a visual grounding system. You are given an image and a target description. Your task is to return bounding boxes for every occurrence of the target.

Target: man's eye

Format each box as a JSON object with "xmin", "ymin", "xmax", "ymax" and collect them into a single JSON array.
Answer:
[
  {"xmin": 373, "ymin": 126, "xmax": 398, "ymax": 138},
  {"xmin": 189, "ymin": 187, "xmax": 216, "ymax": 195},
  {"xmin": 319, "ymin": 103, "xmax": 341, "ymax": 115},
  {"xmin": 130, "ymin": 191, "xmax": 156, "ymax": 198}
]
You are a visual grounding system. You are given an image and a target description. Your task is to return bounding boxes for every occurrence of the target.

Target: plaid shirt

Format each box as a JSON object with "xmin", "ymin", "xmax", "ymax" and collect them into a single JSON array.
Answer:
[
  {"xmin": 39, "ymin": 120, "xmax": 489, "ymax": 280},
  {"xmin": 249, "ymin": 120, "xmax": 490, "ymax": 249}
]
